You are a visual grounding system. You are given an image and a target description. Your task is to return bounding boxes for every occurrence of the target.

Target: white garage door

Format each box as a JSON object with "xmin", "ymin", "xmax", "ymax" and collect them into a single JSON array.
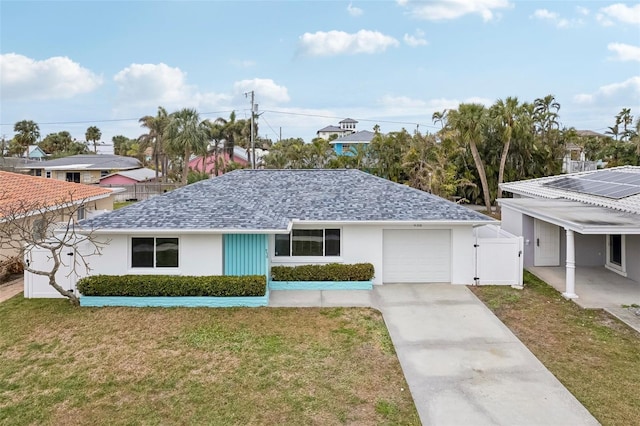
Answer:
[{"xmin": 383, "ymin": 229, "xmax": 451, "ymax": 283}]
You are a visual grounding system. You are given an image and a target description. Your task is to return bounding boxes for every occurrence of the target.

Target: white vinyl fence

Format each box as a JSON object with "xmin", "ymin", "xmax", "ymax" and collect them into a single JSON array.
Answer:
[{"xmin": 474, "ymin": 225, "xmax": 523, "ymax": 286}]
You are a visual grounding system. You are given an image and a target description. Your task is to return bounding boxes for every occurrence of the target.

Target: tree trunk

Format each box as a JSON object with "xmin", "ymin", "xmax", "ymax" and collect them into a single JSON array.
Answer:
[
  {"xmin": 469, "ymin": 140, "xmax": 493, "ymax": 213},
  {"xmin": 182, "ymin": 148, "xmax": 191, "ymax": 185},
  {"xmin": 49, "ymin": 275, "xmax": 80, "ymax": 306},
  {"xmin": 496, "ymin": 137, "xmax": 511, "ymax": 202}
]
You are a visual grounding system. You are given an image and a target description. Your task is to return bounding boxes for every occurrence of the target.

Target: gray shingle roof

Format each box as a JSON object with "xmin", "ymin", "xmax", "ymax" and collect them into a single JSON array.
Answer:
[
  {"xmin": 100, "ymin": 167, "xmax": 161, "ymax": 182},
  {"xmin": 317, "ymin": 125, "xmax": 344, "ymax": 133},
  {"xmin": 82, "ymin": 169, "xmax": 494, "ymax": 232},
  {"xmin": 331, "ymin": 130, "xmax": 375, "ymax": 143},
  {"xmin": 18, "ymin": 154, "xmax": 141, "ymax": 170}
]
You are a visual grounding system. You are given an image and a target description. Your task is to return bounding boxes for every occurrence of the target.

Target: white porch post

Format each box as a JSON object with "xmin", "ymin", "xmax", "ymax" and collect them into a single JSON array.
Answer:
[{"xmin": 562, "ymin": 228, "xmax": 578, "ymax": 299}]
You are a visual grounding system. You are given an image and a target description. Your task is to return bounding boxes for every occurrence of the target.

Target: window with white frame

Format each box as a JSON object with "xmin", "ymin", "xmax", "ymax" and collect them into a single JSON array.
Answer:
[
  {"xmin": 606, "ymin": 234, "xmax": 625, "ymax": 275},
  {"xmin": 274, "ymin": 229, "xmax": 340, "ymax": 257},
  {"xmin": 131, "ymin": 237, "xmax": 179, "ymax": 268}
]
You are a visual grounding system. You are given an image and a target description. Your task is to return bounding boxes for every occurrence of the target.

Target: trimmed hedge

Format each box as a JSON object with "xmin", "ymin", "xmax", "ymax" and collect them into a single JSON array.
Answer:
[
  {"xmin": 77, "ymin": 275, "xmax": 266, "ymax": 297},
  {"xmin": 271, "ymin": 263, "xmax": 374, "ymax": 282}
]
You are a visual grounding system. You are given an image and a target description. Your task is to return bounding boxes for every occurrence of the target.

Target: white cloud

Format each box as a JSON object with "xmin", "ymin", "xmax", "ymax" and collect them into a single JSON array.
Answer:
[
  {"xmin": 608, "ymin": 43, "xmax": 640, "ymax": 62},
  {"xmin": 597, "ymin": 3, "xmax": 640, "ymax": 25},
  {"xmin": 298, "ymin": 30, "xmax": 399, "ymax": 56},
  {"xmin": 574, "ymin": 76, "xmax": 640, "ymax": 104},
  {"xmin": 113, "ymin": 63, "xmax": 230, "ymax": 108},
  {"xmin": 377, "ymin": 95, "xmax": 493, "ymax": 119},
  {"xmin": 230, "ymin": 59, "xmax": 256, "ymax": 68},
  {"xmin": 403, "ymin": 29, "xmax": 428, "ymax": 47},
  {"xmin": 399, "ymin": 0, "xmax": 511, "ymax": 22},
  {"xmin": 531, "ymin": 9, "xmax": 582, "ymax": 28},
  {"xmin": 533, "ymin": 9, "xmax": 557, "ymax": 20},
  {"xmin": 347, "ymin": 2, "xmax": 363, "ymax": 17},
  {"xmin": 233, "ymin": 78, "xmax": 290, "ymax": 104},
  {"xmin": 0, "ymin": 53, "xmax": 102, "ymax": 100},
  {"xmin": 113, "ymin": 63, "xmax": 195, "ymax": 107},
  {"xmin": 576, "ymin": 6, "xmax": 589, "ymax": 16}
]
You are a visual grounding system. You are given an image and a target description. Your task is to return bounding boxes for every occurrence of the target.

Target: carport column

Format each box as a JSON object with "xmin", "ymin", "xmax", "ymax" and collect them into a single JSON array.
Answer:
[{"xmin": 562, "ymin": 228, "xmax": 578, "ymax": 299}]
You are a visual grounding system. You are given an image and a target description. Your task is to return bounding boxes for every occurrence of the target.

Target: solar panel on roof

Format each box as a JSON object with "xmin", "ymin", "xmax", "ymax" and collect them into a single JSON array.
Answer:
[{"xmin": 543, "ymin": 170, "xmax": 640, "ymax": 199}]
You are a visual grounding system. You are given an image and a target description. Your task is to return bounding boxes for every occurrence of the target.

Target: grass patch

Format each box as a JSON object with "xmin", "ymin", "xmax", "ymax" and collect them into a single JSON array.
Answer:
[
  {"xmin": 471, "ymin": 270, "xmax": 640, "ymax": 426},
  {"xmin": 0, "ymin": 297, "xmax": 418, "ymax": 425},
  {"xmin": 113, "ymin": 201, "xmax": 136, "ymax": 210}
]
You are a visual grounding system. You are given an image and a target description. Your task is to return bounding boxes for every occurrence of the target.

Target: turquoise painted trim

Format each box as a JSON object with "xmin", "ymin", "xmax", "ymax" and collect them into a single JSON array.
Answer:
[
  {"xmin": 269, "ymin": 280, "xmax": 373, "ymax": 290},
  {"xmin": 224, "ymin": 234, "xmax": 268, "ymax": 276},
  {"xmin": 80, "ymin": 292, "xmax": 269, "ymax": 308}
]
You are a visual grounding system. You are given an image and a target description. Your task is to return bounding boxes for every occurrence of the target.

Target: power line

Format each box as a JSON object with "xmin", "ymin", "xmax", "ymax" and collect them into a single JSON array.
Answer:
[{"xmin": 1, "ymin": 108, "xmax": 439, "ymax": 130}]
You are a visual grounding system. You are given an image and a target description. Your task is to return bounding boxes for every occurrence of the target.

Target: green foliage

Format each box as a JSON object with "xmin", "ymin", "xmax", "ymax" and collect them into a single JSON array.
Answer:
[
  {"xmin": 187, "ymin": 170, "xmax": 210, "ymax": 184},
  {"xmin": 77, "ymin": 275, "xmax": 267, "ymax": 297},
  {"xmin": 270, "ymin": 263, "xmax": 374, "ymax": 282},
  {"xmin": 39, "ymin": 131, "xmax": 88, "ymax": 156},
  {"xmin": 13, "ymin": 120, "xmax": 40, "ymax": 149}
]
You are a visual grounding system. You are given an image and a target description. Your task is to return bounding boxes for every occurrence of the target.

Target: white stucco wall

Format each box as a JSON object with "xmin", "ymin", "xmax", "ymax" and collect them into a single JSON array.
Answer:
[
  {"xmin": 269, "ymin": 224, "xmax": 477, "ymax": 285},
  {"xmin": 88, "ymin": 234, "xmax": 223, "ymax": 276},
  {"xmin": 500, "ymin": 206, "xmax": 523, "ymax": 236}
]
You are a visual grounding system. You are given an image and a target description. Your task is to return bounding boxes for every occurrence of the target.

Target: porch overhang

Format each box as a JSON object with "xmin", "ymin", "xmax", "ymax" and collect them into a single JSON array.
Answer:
[{"xmin": 499, "ymin": 198, "xmax": 640, "ymax": 235}]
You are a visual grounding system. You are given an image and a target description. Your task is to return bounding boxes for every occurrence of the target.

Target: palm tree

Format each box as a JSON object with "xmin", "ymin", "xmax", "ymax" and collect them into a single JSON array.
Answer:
[
  {"xmin": 164, "ymin": 108, "xmax": 209, "ymax": 185},
  {"xmin": 139, "ymin": 107, "xmax": 170, "ymax": 182},
  {"xmin": 616, "ymin": 108, "xmax": 633, "ymax": 141},
  {"xmin": 446, "ymin": 103, "xmax": 492, "ymax": 212},
  {"xmin": 13, "ymin": 120, "xmax": 40, "ymax": 153},
  {"xmin": 490, "ymin": 97, "xmax": 527, "ymax": 201},
  {"xmin": 533, "ymin": 95, "xmax": 560, "ymax": 140},
  {"xmin": 432, "ymin": 110, "xmax": 448, "ymax": 130},
  {"xmin": 85, "ymin": 126, "xmax": 102, "ymax": 154}
]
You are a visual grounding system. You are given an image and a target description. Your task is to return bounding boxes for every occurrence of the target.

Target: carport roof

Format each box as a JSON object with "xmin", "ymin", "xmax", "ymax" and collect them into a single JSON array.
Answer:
[
  {"xmin": 500, "ymin": 198, "xmax": 640, "ymax": 234},
  {"xmin": 81, "ymin": 169, "xmax": 495, "ymax": 233}
]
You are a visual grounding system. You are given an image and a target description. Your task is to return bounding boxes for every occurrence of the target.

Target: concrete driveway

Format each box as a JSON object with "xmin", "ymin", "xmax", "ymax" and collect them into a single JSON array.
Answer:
[{"xmin": 270, "ymin": 284, "xmax": 599, "ymax": 426}]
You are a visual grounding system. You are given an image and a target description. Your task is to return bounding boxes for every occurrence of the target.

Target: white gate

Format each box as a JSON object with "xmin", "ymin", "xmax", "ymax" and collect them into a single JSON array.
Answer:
[
  {"xmin": 24, "ymin": 245, "xmax": 81, "ymax": 298},
  {"xmin": 474, "ymin": 225, "xmax": 523, "ymax": 286}
]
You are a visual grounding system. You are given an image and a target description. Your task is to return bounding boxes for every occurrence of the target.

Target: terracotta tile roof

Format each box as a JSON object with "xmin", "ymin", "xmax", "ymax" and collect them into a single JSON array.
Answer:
[{"xmin": 0, "ymin": 171, "xmax": 113, "ymax": 214}]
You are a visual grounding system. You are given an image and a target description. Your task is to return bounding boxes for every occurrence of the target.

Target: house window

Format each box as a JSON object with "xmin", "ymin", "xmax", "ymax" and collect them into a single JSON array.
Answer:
[
  {"xmin": 77, "ymin": 206, "xmax": 85, "ymax": 221},
  {"xmin": 274, "ymin": 229, "xmax": 341, "ymax": 257},
  {"xmin": 66, "ymin": 172, "xmax": 80, "ymax": 183},
  {"xmin": 35, "ymin": 169, "xmax": 42, "ymax": 177},
  {"xmin": 606, "ymin": 234, "xmax": 626, "ymax": 276},
  {"xmin": 45, "ymin": 171, "xmax": 51, "ymax": 178},
  {"xmin": 100, "ymin": 170, "xmax": 109, "ymax": 178},
  {"xmin": 131, "ymin": 237, "xmax": 179, "ymax": 268}
]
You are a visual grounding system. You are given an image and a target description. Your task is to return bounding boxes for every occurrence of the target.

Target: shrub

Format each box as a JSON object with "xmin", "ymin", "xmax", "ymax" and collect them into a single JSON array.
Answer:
[
  {"xmin": 271, "ymin": 263, "xmax": 374, "ymax": 282},
  {"xmin": 77, "ymin": 275, "xmax": 266, "ymax": 297},
  {"xmin": 0, "ymin": 256, "xmax": 23, "ymax": 283}
]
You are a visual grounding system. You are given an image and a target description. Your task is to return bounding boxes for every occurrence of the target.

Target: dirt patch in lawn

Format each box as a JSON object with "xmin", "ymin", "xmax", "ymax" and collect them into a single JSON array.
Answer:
[
  {"xmin": 470, "ymin": 271, "xmax": 640, "ymax": 426},
  {"xmin": 0, "ymin": 298, "xmax": 418, "ymax": 425}
]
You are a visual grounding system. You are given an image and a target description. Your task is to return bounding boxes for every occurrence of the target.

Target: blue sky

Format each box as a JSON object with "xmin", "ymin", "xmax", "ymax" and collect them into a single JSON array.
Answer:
[{"xmin": 1, "ymin": 0, "xmax": 639, "ymax": 149}]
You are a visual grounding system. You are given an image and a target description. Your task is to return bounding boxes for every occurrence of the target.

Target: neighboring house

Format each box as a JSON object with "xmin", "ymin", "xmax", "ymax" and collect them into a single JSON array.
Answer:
[
  {"xmin": 17, "ymin": 154, "xmax": 141, "ymax": 184},
  {"xmin": 499, "ymin": 166, "xmax": 640, "ymax": 298},
  {"xmin": 316, "ymin": 118, "xmax": 358, "ymax": 140},
  {"xmin": 80, "ymin": 169, "xmax": 497, "ymax": 286},
  {"xmin": 188, "ymin": 146, "xmax": 249, "ymax": 175},
  {"xmin": 331, "ymin": 130, "xmax": 376, "ymax": 155},
  {"xmin": 99, "ymin": 168, "xmax": 162, "ymax": 186},
  {"xmin": 0, "ymin": 171, "xmax": 116, "ymax": 259},
  {"xmin": 24, "ymin": 145, "xmax": 47, "ymax": 161},
  {"xmin": 562, "ymin": 142, "xmax": 597, "ymax": 173},
  {"xmin": 189, "ymin": 146, "xmax": 268, "ymax": 175}
]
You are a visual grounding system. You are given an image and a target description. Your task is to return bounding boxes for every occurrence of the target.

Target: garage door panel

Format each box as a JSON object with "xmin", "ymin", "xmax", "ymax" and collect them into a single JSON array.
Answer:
[{"xmin": 383, "ymin": 229, "xmax": 451, "ymax": 283}]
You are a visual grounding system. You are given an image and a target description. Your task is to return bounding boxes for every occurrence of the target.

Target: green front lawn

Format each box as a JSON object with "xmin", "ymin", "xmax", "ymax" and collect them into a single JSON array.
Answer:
[
  {"xmin": 471, "ymin": 271, "xmax": 640, "ymax": 426},
  {"xmin": 0, "ymin": 297, "xmax": 418, "ymax": 425}
]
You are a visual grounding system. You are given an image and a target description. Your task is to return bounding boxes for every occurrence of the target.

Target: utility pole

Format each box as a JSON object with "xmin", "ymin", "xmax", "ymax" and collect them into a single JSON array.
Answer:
[{"xmin": 245, "ymin": 91, "xmax": 256, "ymax": 169}]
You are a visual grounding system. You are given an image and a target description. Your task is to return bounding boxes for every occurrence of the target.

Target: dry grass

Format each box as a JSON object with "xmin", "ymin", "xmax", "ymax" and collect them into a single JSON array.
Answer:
[
  {"xmin": 0, "ymin": 298, "xmax": 418, "ymax": 425},
  {"xmin": 471, "ymin": 271, "xmax": 640, "ymax": 426}
]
